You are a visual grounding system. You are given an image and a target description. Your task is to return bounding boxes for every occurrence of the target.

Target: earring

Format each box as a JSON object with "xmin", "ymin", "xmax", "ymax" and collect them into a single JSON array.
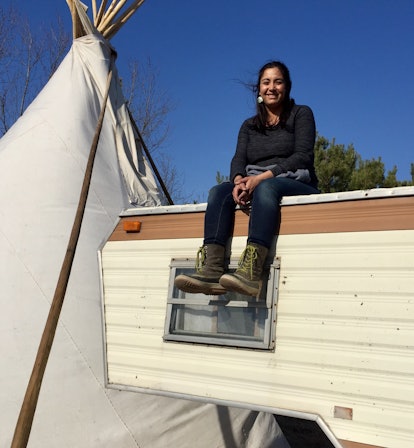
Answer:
[{"xmin": 257, "ymin": 96, "xmax": 263, "ymax": 104}]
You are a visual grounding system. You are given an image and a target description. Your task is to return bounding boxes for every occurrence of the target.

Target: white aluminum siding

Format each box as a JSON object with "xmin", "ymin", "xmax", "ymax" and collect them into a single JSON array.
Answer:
[{"xmin": 101, "ymin": 230, "xmax": 414, "ymax": 448}]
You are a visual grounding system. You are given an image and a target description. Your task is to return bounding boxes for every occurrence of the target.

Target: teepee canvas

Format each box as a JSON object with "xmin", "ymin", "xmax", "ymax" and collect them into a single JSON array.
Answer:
[{"xmin": 0, "ymin": 1, "xmax": 286, "ymax": 446}]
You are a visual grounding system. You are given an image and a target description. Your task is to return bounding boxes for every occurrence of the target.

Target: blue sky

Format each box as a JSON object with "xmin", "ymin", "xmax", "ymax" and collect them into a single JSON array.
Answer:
[{"xmin": 17, "ymin": 0, "xmax": 414, "ymax": 201}]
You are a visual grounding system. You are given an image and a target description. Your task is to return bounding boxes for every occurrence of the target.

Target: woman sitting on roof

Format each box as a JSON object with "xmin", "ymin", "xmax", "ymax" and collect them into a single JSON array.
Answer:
[{"xmin": 175, "ymin": 60, "xmax": 319, "ymax": 298}]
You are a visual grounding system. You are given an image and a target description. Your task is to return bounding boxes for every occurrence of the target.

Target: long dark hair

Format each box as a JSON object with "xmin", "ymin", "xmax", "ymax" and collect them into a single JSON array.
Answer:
[{"xmin": 253, "ymin": 61, "xmax": 294, "ymax": 131}]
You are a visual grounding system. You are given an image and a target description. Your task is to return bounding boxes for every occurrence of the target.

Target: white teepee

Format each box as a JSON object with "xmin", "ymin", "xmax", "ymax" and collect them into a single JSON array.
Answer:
[{"xmin": 0, "ymin": 2, "xmax": 287, "ymax": 446}]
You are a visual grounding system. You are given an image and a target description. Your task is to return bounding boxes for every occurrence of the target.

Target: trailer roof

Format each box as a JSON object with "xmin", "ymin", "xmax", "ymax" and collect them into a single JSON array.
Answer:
[{"xmin": 120, "ymin": 185, "xmax": 414, "ymax": 217}]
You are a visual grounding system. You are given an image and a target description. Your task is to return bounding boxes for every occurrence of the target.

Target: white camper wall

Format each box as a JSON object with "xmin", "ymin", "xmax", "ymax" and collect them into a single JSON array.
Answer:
[{"xmin": 101, "ymin": 191, "xmax": 414, "ymax": 448}]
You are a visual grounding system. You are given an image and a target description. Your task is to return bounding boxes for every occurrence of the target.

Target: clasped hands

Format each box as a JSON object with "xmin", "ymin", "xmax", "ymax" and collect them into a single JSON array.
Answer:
[
  {"xmin": 232, "ymin": 175, "xmax": 262, "ymax": 215},
  {"xmin": 232, "ymin": 171, "xmax": 274, "ymax": 214}
]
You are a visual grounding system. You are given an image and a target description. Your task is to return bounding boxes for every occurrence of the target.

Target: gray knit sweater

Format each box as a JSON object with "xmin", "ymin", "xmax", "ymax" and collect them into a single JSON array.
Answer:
[{"xmin": 230, "ymin": 104, "xmax": 318, "ymax": 188}]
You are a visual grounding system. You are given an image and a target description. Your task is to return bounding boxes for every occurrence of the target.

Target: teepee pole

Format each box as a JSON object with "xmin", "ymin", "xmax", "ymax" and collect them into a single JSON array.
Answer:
[
  {"xmin": 103, "ymin": 1, "xmax": 145, "ymax": 39},
  {"xmin": 95, "ymin": 0, "xmax": 109, "ymax": 27},
  {"xmin": 98, "ymin": 0, "xmax": 127, "ymax": 33},
  {"xmin": 92, "ymin": 0, "xmax": 98, "ymax": 24},
  {"xmin": 11, "ymin": 52, "xmax": 116, "ymax": 448}
]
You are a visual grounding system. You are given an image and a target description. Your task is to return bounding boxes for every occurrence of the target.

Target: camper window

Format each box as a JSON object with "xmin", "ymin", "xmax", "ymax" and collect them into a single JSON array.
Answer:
[{"xmin": 164, "ymin": 259, "xmax": 280, "ymax": 350}]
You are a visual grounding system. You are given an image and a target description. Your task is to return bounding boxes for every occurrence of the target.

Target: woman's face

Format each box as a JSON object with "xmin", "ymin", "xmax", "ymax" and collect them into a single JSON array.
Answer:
[{"xmin": 259, "ymin": 67, "xmax": 286, "ymax": 111}]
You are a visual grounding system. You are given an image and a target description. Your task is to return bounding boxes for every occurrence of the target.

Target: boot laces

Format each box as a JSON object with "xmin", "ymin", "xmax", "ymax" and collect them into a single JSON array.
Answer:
[
  {"xmin": 237, "ymin": 245, "xmax": 257, "ymax": 279},
  {"xmin": 195, "ymin": 246, "xmax": 207, "ymax": 273}
]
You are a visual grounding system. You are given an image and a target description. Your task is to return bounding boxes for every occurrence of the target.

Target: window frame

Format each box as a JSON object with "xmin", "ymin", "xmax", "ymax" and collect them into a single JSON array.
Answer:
[{"xmin": 163, "ymin": 258, "xmax": 280, "ymax": 350}]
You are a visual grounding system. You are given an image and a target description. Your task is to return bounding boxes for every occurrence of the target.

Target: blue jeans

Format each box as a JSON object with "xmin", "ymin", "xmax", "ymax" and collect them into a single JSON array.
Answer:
[{"xmin": 204, "ymin": 178, "xmax": 319, "ymax": 249}]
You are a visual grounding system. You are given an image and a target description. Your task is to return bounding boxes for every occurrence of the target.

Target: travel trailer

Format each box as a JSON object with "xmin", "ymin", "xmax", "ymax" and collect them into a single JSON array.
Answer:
[{"xmin": 100, "ymin": 186, "xmax": 414, "ymax": 448}]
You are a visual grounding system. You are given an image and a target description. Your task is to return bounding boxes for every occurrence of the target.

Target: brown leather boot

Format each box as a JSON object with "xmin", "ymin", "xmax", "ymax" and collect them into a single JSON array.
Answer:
[
  {"xmin": 174, "ymin": 244, "xmax": 227, "ymax": 295},
  {"xmin": 219, "ymin": 243, "xmax": 268, "ymax": 297}
]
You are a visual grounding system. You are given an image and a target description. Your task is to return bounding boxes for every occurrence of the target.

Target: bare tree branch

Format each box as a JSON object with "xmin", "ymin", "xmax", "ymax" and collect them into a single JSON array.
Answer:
[
  {"xmin": 122, "ymin": 58, "xmax": 192, "ymax": 202},
  {"xmin": 0, "ymin": 6, "xmax": 70, "ymax": 135},
  {"xmin": 124, "ymin": 58, "xmax": 172, "ymax": 153}
]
